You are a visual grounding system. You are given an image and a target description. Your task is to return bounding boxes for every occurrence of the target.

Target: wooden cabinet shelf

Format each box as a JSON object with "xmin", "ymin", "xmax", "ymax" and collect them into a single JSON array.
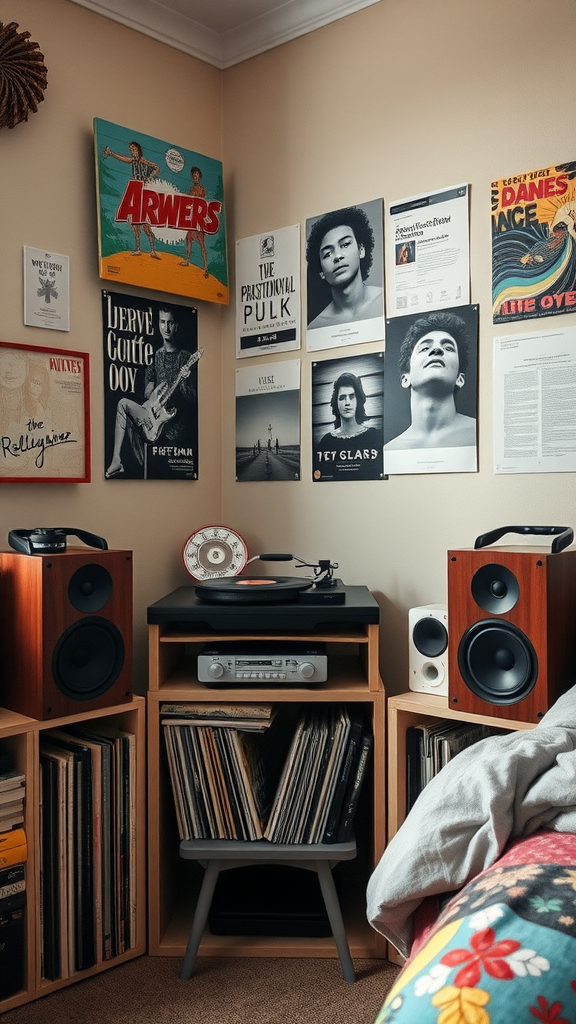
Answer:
[
  {"xmin": 0, "ymin": 697, "xmax": 146, "ymax": 1014},
  {"xmin": 147, "ymin": 586, "xmax": 388, "ymax": 963},
  {"xmin": 386, "ymin": 689, "xmax": 534, "ymax": 965}
]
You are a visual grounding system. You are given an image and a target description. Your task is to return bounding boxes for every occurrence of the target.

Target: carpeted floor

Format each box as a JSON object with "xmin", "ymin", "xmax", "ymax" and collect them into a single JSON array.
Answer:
[{"xmin": 2, "ymin": 955, "xmax": 400, "ymax": 1024}]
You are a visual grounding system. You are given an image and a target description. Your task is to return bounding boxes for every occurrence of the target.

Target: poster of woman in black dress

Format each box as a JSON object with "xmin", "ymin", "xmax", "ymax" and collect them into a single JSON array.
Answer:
[
  {"xmin": 102, "ymin": 290, "xmax": 200, "ymax": 480},
  {"xmin": 312, "ymin": 352, "xmax": 384, "ymax": 481}
]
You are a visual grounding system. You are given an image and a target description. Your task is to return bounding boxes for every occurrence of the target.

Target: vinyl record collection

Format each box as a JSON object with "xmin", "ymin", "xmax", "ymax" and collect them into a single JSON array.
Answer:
[
  {"xmin": 162, "ymin": 703, "xmax": 372, "ymax": 844},
  {"xmin": 0, "ymin": 758, "xmax": 27, "ymax": 1002},
  {"xmin": 406, "ymin": 718, "xmax": 507, "ymax": 812},
  {"xmin": 39, "ymin": 724, "xmax": 136, "ymax": 981}
]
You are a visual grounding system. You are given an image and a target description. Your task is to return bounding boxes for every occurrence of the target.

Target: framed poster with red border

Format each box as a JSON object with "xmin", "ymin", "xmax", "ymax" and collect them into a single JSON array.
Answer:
[{"xmin": 0, "ymin": 340, "xmax": 90, "ymax": 483}]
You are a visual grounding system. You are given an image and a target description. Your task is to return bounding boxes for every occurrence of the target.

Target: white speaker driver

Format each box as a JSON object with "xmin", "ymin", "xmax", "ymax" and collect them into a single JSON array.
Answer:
[{"xmin": 408, "ymin": 605, "xmax": 448, "ymax": 696}]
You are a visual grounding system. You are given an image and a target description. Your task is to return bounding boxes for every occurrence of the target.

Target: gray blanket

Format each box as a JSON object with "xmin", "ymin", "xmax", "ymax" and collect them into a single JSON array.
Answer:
[{"xmin": 366, "ymin": 684, "xmax": 576, "ymax": 958}]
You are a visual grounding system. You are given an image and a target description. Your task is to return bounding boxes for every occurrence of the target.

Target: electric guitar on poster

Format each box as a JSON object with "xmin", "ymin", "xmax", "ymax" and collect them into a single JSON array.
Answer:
[{"xmin": 141, "ymin": 348, "xmax": 204, "ymax": 442}]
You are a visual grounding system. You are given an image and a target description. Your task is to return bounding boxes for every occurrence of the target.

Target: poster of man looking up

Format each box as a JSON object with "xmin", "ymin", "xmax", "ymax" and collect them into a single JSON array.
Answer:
[
  {"xmin": 102, "ymin": 290, "xmax": 200, "ymax": 481},
  {"xmin": 94, "ymin": 119, "xmax": 228, "ymax": 305},
  {"xmin": 492, "ymin": 161, "xmax": 576, "ymax": 324}
]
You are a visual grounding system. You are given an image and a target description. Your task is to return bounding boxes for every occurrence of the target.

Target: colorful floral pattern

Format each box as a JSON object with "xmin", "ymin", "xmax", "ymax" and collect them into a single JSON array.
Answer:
[{"xmin": 373, "ymin": 832, "xmax": 576, "ymax": 1024}]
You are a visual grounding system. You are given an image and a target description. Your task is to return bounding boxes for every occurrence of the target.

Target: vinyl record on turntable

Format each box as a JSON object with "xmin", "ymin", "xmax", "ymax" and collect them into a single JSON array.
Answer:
[
  {"xmin": 195, "ymin": 576, "xmax": 314, "ymax": 605},
  {"xmin": 182, "ymin": 526, "xmax": 249, "ymax": 581}
]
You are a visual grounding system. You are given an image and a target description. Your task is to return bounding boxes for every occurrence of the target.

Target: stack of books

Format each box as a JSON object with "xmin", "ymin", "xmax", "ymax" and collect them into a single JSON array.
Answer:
[
  {"xmin": 39, "ymin": 723, "xmax": 137, "ymax": 982},
  {"xmin": 0, "ymin": 826, "xmax": 27, "ymax": 1001},
  {"xmin": 162, "ymin": 703, "xmax": 372, "ymax": 845},
  {"xmin": 0, "ymin": 768, "xmax": 26, "ymax": 833}
]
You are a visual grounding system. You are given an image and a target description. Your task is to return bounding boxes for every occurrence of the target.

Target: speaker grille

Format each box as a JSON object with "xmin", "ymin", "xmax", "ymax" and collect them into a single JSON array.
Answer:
[
  {"xmin": 52, "ymin": 616, "xmax": 125, "ymax": 701},
  {"xmin": 457, "ymin": 619, "xmax": 538, "ymax": 704}
]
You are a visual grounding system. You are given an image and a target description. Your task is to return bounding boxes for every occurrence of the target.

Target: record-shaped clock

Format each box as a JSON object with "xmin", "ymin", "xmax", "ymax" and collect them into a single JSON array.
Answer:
[{"xmin": 182, "ymin": 525, "xmax": 248, "ymax": 581}]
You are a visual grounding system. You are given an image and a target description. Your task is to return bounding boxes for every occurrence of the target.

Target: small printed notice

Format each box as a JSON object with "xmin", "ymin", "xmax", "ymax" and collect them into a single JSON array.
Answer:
[
  {"xmin": 235, "ymin": 359, "xmax": 300, "ymax": 481},
  {"xmin": 387, "ymin": 184, "xmax": 469, "ymax": 318},
  {"xmin": 494, "ymin": 325, "xmax": 576, "ymax": 473},
  {"xmin": 236, "ymin": 224, "xmax": 300, "ymax": 357},
  {"xmin": 23, "ymin": 246, "xmax": 70, "ymax": 331}
]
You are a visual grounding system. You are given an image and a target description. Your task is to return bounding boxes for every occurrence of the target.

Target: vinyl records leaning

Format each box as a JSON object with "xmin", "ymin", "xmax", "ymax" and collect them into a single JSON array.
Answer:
[{"xmin": 195, "ymin": 576, "xmax": 314, "ymax": 605}]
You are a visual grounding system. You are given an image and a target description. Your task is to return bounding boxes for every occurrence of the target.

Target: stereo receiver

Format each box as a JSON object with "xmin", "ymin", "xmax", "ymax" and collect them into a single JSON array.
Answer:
[{"xmin": 197, "ymin": 641, "xmax": 328, "ymax": 686}]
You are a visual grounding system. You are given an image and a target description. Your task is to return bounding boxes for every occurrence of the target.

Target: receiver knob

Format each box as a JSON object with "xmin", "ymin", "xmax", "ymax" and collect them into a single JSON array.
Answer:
[
  {"xmin": 298, "ymin": 662, "xmax": 316, "ymax": 680},
  {"xmin": 208, "ymin": 662, "xmax": 225, "ymax": 680}
]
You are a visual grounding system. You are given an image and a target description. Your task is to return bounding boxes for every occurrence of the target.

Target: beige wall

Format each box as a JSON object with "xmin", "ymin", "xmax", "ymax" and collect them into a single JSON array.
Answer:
[
  {"xmin": 221, "ymin": 0, "xmax": 576, "ymax": 692},
  {"xmin": 0, "ymin": 0, "xmax": 223, "ymax": 688},
  {"xmin": 2, "ymin": 0, "xmax": 576, "ymax": 698}
]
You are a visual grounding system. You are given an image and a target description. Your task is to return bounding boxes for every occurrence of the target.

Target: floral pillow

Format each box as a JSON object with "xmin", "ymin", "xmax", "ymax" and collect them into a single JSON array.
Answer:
[{"xmin": 374, "ymin": 830, "xmax": 576, "ymax": 1024}]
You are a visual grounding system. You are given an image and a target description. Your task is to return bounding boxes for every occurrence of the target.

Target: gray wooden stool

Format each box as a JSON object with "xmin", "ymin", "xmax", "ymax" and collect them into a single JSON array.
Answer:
[{"xmin": 179, "ymin": 838, "xmax": 357, "ymax": 983}]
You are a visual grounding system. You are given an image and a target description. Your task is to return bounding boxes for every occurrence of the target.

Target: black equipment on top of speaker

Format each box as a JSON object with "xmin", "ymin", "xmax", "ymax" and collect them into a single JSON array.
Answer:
[
  {"xmin": 448, "ymin": 525, "xmax": 576, "ymax": 724},
  {"xmin": 0, "ymin": 545, "xmax": 132, "ymax": 720},
  {"xmin": 8, "ymin": 527, "xmax": 108, "ymax": 556}
]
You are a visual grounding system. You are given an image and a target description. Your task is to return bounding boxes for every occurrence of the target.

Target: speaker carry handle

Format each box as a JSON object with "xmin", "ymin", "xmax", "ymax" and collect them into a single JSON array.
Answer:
[
  {"xmin": 8, "ymin": 528, "xmax": 108, "ymax": 556},
  {"xmin": 474, "ymin": 525, "xmax": 573, "ymax": 555}
]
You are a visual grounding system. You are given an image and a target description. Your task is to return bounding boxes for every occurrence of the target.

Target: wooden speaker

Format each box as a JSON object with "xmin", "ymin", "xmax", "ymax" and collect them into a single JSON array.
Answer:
[
  {"xmin": 0, "ymin": 549, "xmax": 133, "ymax": 720},
  {"xmin": 447, "ymin": 543, "xmax": 576, "ymax": 723}
]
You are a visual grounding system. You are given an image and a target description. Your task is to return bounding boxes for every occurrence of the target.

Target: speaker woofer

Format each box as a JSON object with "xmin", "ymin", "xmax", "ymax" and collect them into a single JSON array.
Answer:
[
  {"xmin": 471, "ymin": 563, "xmax": 520, "ymax": 614},
  {"xmin": 52, "ymin": 616, "xmax": 125, "ymax": 700},
  {"xmin": 68, "ymin": 563, "xmax": 113, "ymax": 613},
  {"xmin": 412, "ymin": 616, "xmax": 448, "ymax": 659},
  {"xmin": 457, "ymin": 619, "xmax": 538, "ymax": 704}
]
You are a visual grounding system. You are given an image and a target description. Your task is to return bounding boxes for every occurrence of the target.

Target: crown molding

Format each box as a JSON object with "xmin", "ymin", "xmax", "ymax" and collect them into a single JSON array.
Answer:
[{"xmin": 68, "ymin": 0, "xmax": 384, "ymax": 68}]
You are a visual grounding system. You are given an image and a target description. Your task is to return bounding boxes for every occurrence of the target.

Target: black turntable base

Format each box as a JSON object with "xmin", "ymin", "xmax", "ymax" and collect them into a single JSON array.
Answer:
[{"xmin": 147, "ymin": 581, "xmax": 379, "ymax": 631}]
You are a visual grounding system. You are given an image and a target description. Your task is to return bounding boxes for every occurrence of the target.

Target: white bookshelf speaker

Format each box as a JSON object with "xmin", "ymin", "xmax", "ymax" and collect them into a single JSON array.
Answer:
[{"xmin": 408, "ymin": 605, "xmax": 448, "ymax": 696}]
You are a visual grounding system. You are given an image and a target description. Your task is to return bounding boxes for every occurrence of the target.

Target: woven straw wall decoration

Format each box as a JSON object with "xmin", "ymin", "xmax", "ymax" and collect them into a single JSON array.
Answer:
[{"xmin": 0, "ymin": 20, "xmax": 48, "ymax": 130}]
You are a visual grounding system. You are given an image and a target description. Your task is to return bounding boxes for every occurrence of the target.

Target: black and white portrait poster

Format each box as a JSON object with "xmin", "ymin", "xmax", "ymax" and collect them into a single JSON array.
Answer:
[
  {"xmin": 305, "ymin": 198, "xmax": 385, "ymax": 353},
  {"xmin": 236, "ymin": 224, "xmax": 301, "ymax": 358},
  {"xmin": 102, "ymin": 290, "xmax": 200, "ymax": 480},
  {"xmin": 235, "ymin": 359, "xmax": 300, "ymax": 481},
  {"xmin": 383, "ymin": 304, "xmax": 478, "ymax": 475},
  {"xmin": 312, "ymin": 352, "xmax": 384, "ymax": 482}
]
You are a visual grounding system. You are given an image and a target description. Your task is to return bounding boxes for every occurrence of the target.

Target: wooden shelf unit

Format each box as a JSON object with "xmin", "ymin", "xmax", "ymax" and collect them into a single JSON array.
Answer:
[
  {"xmin": 0, "ymin": 696, "xmax": 146, "ymax": 1015},
  {"xmin": 147, "ymin": 589, "xmax": 388, "ymax": 963},
  {"xmin": 386, "ymin": 689, "xmax": 535, "ymax": 964}
]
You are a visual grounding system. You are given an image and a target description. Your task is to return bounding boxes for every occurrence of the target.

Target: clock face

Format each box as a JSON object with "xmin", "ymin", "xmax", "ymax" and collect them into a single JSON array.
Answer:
[{"xmin": 182, "ymin": 525, "xmax": 249, "ymax": 581}]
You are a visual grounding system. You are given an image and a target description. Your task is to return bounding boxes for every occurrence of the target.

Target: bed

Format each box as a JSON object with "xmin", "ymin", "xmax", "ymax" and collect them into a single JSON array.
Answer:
[{"xmin": 366, "ymin": 685, "xmax": 576, "ymax": 1023}]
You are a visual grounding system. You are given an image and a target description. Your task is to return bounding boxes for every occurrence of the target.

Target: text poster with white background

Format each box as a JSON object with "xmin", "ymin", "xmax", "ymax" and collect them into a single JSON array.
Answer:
[
  {"xmin": 494, "ymin": 325, "xmax": 576, "ymax": 473},
  {"xmin": 236, "ymin": 225, "xmax": 300, "ymax": 358},
  {"xmin": 386, "ymin": 184, "xmax": 469, "ymax": 319},
  {"xmin": 23, "ymin": 246, "xmax": 70, "ymax": 331}
]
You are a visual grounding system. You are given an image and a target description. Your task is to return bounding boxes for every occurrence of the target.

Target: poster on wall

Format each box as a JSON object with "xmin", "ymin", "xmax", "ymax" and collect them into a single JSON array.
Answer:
[
  {"xmin": 305, "ymin": 198, "xmax": 385, "ymax": 352},
  {"xmin": 0, "ymin": 340, "xmax": 90, "ymax": 482},
  {"xmin": 94, "ymin": 118, "xmax": 228, "ymax": 305},
  {"xmin": 23, "ymin": 246, "xmax": 70, "ymax": 331},
  {"xmin": 383, "ymin": 305, "xmax": 478, "ymax": 475},
  {"xmin": 102, "ymin": 290, "xmax": 200, "ymax": 481},
  {"xmin": 235, "ymin": 359, "xmax": 300, "ymax": 481},
  {"xmin": 235, "ymin": 224, "xmax": 301, "ymax": 358},
  {"xmin": 386, "ymin": 184, "xmax": 469, "ymax": 318},
  {"xmin": 494, "ymin": 325, "xmax": 576, "ymax": 473},
  {"xmin": 492, "ymin": 161, "xmax": 576, "ymax": 324},
  {"xmin": 312, "ymin": 351, "xmax": 384, "ymax": 482}
]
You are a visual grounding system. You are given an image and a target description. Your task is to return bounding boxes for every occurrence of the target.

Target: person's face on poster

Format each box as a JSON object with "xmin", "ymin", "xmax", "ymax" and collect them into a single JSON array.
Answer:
[
  {"xmin": 337, "ymin": 386, "xmax": 358, "ymax": 424},
  {"xmin": 319, "ymin": 226, "xmax": 364, "ymax": 290},
  {"xmin": 159, "ymin": 310, "xmax": 178, "ymax": 345},
  {"xmin": 401, "ymin": 330, "xmax": 463, "ymax": 394}
]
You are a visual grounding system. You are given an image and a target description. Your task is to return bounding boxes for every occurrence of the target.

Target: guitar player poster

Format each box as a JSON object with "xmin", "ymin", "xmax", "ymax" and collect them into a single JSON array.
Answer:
[{"xmin": 102, "ymin": 290, "xmax": 200, "ymax": 480}]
